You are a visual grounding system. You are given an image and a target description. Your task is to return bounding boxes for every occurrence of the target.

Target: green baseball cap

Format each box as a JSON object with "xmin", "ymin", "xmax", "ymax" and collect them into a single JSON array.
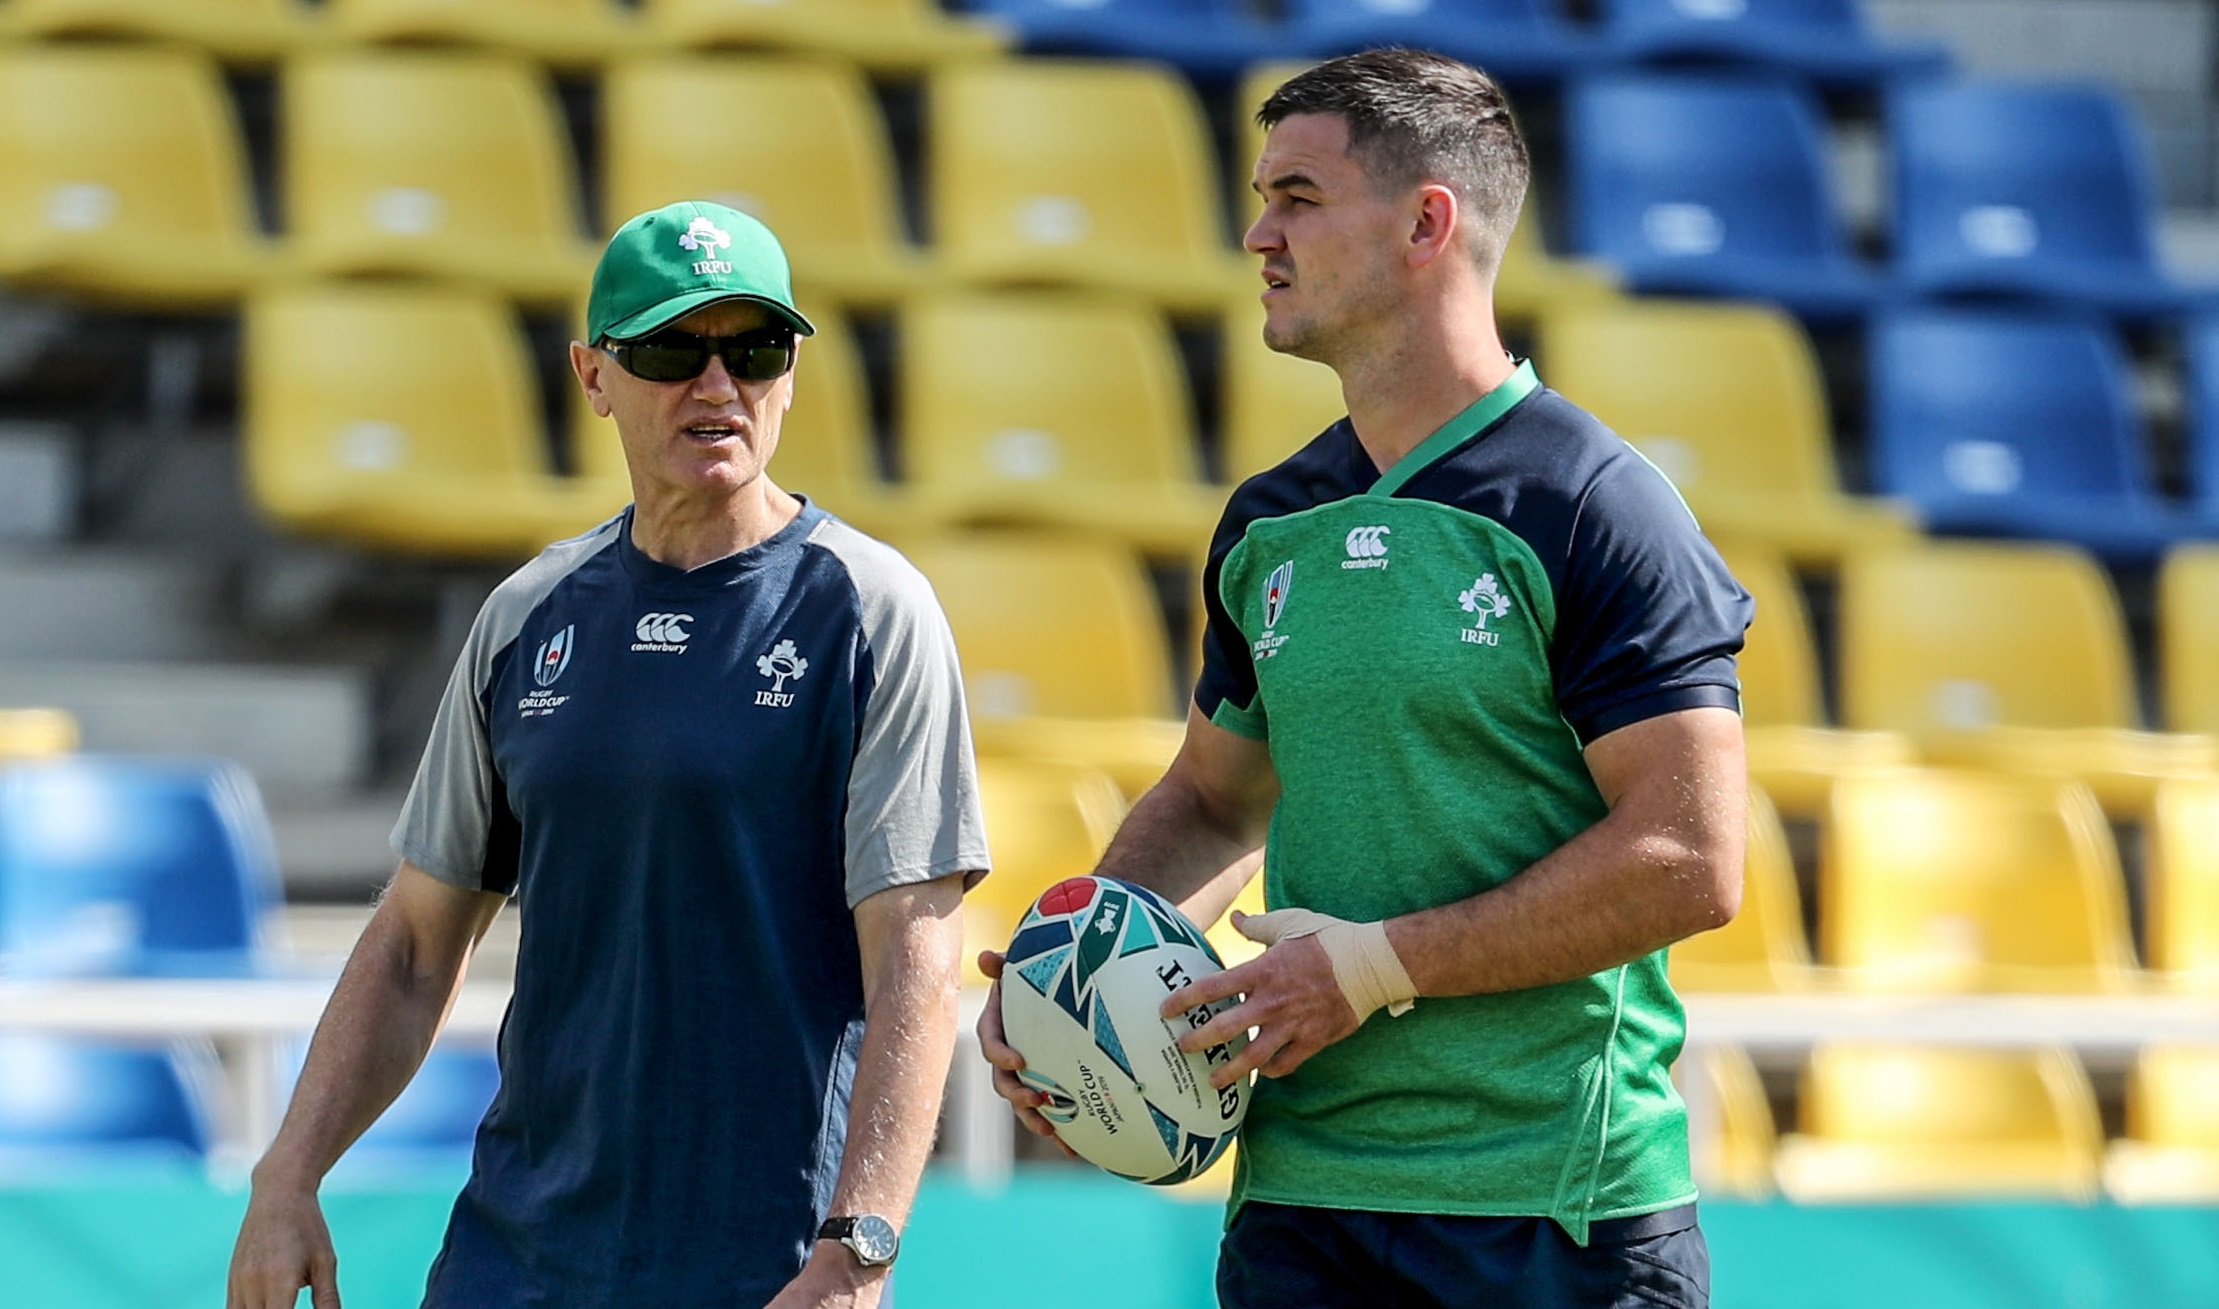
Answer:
[{"xmin": 586, "ymin": 200, "xmax": 816, "ymax": 344}]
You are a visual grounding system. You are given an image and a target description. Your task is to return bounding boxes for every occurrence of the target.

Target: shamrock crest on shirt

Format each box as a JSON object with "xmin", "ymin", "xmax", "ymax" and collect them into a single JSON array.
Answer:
[
  {"xmin": 757, "ymin": 640, "xmax": 809, "ymax": 692},
  {"xmin": 1459, "ymin": 575, "xmax": 1513, "ymax": 630}
]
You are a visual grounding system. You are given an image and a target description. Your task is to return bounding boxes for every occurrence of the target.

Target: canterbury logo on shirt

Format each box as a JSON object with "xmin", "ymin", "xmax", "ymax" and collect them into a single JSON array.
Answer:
[
  {"xmin": 633, "ymin": 612, "xmax": 694, "ymax": 652},
  {"xmin": 1343, "ymin": 525, "xmax": 1391, "ymax": 570}
]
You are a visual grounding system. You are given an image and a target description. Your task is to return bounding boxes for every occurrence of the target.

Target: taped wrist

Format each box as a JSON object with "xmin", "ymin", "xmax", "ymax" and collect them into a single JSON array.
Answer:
[{"xmin": 1241, "ymin": 908, "xmax": 1417, "ymax": 1022}]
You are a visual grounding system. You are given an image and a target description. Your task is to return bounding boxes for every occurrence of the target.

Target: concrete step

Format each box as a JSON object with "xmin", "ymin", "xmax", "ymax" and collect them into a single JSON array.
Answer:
[
  {"xmin": 0, "ymin": 549, "xmax": 231, "ymax": 661},
  {"xmin": 0, "ymin": 660, "xmax": 371, "ymax": 798}
]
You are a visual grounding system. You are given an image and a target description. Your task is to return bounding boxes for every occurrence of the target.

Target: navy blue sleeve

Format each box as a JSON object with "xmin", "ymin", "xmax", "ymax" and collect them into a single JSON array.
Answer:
[
  {"xmin": 1194, "ymin": 490, "xmax": 1265, "ymax": 733},
  {"xmin": 1551, "ymin": 447, "xmax": 1752, "ymax": 745}
]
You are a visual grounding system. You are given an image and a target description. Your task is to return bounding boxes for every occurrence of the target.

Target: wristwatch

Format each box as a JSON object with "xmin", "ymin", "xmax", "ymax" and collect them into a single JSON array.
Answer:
[{"xmin": 816, "ymin": 1213, "xmax": 900, "ymax": 1268}]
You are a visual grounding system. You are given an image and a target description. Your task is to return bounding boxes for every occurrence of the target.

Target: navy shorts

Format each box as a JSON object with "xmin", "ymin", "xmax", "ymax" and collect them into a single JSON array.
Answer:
[{"xmin": 1217, "ymin": 1201, "xmax": 1708, "ymax": 1309}]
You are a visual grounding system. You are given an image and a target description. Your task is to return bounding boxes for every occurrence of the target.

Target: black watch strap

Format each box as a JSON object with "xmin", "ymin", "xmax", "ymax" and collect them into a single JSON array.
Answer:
[{"xmin": 816, "ymin": 1213, "xmax": 899, "ymax": 1267}]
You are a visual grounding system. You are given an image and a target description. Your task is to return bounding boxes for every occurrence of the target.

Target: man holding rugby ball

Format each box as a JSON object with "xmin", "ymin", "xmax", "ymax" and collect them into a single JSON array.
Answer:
[{"xmin": 981, "ymin": 51, "xmax": 1750, "ymax": 1309}]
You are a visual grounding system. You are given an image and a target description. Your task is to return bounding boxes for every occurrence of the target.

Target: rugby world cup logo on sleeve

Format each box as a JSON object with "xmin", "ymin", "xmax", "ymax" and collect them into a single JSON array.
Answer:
[
  {"xmin": 1253, "ymin": 561, "xmax": 1293, "ymax": 660},
  {"xmin": 1263, "ymin": 560, "xmax": 1292, "ymax": 630},
  {"xmin": 534, "ymin": 625, "xmax": 575, "ymax": 687},
  {"xmin": 519, "ymin": 624, "xmax": 577, "ymax": 717}
]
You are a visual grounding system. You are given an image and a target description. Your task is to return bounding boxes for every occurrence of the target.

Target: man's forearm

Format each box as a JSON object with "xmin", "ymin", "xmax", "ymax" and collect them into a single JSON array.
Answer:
[
  {"xmin": 1388, "ymin": 709, "xmax": 1747, "ymax": 998},
  {"xmin": 1386, "ymin": 808, "xmax": 1737, "ymax": 998},
  {"xmin": 823, "ymin": 895, "xmax": 965, "ymax": 1226},
  {"xmin": 254, "ymin": 908, "xmax": 473, "ymax": 1190},
  {"xmin": 1093, "ymin": 774, "xmax": 1266, "ymax": 929}
]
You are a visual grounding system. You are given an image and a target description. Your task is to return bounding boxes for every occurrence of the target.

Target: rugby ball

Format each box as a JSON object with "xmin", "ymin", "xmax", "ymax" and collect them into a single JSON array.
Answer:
[{"xmin": 1000, "ymin": 876, "xmax": 1249, "ymax": 1185}]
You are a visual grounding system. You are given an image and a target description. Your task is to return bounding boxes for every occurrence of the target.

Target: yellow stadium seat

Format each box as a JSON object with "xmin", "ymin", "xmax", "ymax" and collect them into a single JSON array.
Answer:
[
  {"xmin": 570, "ymin": 300, "xmax": 919, "ymax": 540},
  {"xmin": 905, "ymin": 533, "xmax": 1177, "ymax": 719},
  {"xmin": 904, "ymin": 533, "xmax": 1186, "ymax": 799},
  {"xmin": 1538, "ymin": 301, "xmax": 1917, "ymax": 565},
  {"xmin": 931, "ymin": 62, "xmax": 1249, "ymax": 313},
  {"xmin": 600, "ymin": 57, "xmax": 937, "ymax": 307},
  {"xmin": 0, "ymin": 47, "xmax": 278, "ymax": 307},
  {"xmin": 2106, "ymin": 1045, "xmax": 2219, "ymax": 1202},
  {"xmin": 284, "ymin": 52, "xmax": 594, "ymax": 304},
  {"xmin": 1822, "ymin": 769, "xmax": 2137, "ymax": 993},
  {"xmin": 964, "ymin": 758, "xmax": 1128, "ymax": 985},
  {"xmin": 1840, "ymin": 542, "xmax": 2217, "ymax": 812},
  {"xmin": 1677, "ymin": 1045, "xmax": 1777, "ymax": 1198},
  {"xmin": 0, "ymin": 709, "xmax": 79, "ymax": 758},
  {"xmin": 1220, "ymin": 298, "xmax": 1347, "ymax": 485},
  {"xmin": 246, "ymin": 286, "xmax": 625, "ymax": 558},
  {"xmin": 2148, "ymin": 776, "xmax": 2219, "ymax": 987},
  {"xmin": 1775, "ymin": 1044, "xmax": 2103, "ymax": 1201},
  {"xmin": 1670, "ymin": 786, "xmax": 1811, "ymax": 992},
  {"xmin": 1715, "ymin": 541, "xmax": 1915, "ymax": 814},
  {"xmin": 2161, "ymin": 544, "xmax": 2219, "ymax": 734},
  {"xmin": 899, "ymin": 294, "xmax": 1224, "ymax": 559},
  {"xmin": 324, "ymin": 0, "xmax": 646, "ymax": 67},
  {"xmin": 0, "ymin": 0, "xmax": 314, "ymax": 62},
  {"xmin": 641, "ymin": 0, "xmax": 1008, "ymax": 71},
  {"xmin": 1234, "ymin": 62, "xmax": 1617, "ymax": 325}
]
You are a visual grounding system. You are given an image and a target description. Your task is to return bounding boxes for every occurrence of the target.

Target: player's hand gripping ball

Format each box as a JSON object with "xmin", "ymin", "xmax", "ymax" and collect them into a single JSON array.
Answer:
[{"xmin": 1000, "ymin": 876, "xmax": 1250, "ymax": 1184}]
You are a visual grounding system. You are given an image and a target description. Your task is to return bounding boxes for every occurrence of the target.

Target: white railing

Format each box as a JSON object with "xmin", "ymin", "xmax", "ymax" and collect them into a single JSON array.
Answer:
[{"xmin": 3, "ymin": 979, "xmax": 2215, "ymax": 1184}]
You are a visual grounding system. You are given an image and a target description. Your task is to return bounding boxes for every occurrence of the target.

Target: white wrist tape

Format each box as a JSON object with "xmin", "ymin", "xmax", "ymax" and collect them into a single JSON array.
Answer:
[{"xmin": 1237, "ymin": 908, "xmax": 1417, "ymax": 1021}]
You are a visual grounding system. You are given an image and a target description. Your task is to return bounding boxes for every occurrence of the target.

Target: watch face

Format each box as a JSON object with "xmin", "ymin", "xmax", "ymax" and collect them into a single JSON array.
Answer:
[{"xmin": 850, "ymin": 1214, "xmax": 899, "ymax": 1264}]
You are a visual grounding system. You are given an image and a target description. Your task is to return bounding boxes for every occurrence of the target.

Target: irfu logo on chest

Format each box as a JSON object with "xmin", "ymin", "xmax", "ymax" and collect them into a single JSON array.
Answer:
[
  {"xmin": 755, "ymin": 639, "xmax": 809, "ymax": 708},
  {"xmin": 1458, "ymin": 574, "xmax": 1514, "ymax": 647}
]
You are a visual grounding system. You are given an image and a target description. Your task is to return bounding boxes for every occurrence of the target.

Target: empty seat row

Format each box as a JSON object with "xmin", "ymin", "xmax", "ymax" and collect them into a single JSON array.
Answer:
[
  {"xmin": 962, "ymin": 0, "xmax": 1946, "ymax": 87},
  {"xmin": 252, "ymin": 280, "xmax": 2219, "ymax": 576},
  {"xmin": 1735, "ymin": 539, "xmax": 2219, "ymax": 815},
  {"xmin": 249, "ymin": 287, "xmax": 1243, "ymax": 559},
  {"xmin": 1569, "ymin": 74, "xmax": 2206, "ymax": 321},
  {"xmin": 0, "ymin": 49, "xmax": 1258, "ymax": 312},
  {"xmin": 0, "ymin": 47, "xmax": 1611, "ymax": 318},
  {"xmin": 31, "ymin": 49, "xmax": 2184, "ymax": 330},
  {"xmin": 1690, "ymin": 1042, "xmax": 2219, "ymax": 1203},
  {"xmin": 0, "ymin": 0, "xmax": 1007, "ymax": 69},
  {"xmin": 1674, "ymin": 768, "xmax": 2219, "ymax": 995},
  {"xmin": 1545, "ymin": 298, "xmax": 2219, "ymax": 566}
]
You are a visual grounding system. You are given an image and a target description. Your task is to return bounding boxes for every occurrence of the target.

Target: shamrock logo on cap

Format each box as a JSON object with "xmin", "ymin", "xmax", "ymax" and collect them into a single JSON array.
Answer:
[{"xmin": 678, "ymin": 217, "xmax": 731, "ymax": 255}]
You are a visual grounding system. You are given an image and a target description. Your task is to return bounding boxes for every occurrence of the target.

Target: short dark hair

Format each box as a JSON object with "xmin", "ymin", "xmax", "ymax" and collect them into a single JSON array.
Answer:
[{"xmin": 1258, "ymin": 48, "xmax": 1529, "ymax": 271}]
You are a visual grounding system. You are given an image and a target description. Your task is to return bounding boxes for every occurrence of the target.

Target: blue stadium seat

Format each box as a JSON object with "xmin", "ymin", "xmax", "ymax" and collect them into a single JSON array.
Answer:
[
  {"xmin": 2183, "ymin": 315, "xmax": 2219, "ymax": 530},
  {"xmin": 0, "ymin": 1035, "xmax": 210, "ymax": 1172},
  {"xmin": 1596, "ymin": 0, "xmax": 1947, "ymax": 86},
  {"xmin": 0, "ymin": 757, "xmax": 281, "ymax": 977},
  {"xmin": 1870, "ymin": 308, "xmax": 2193, "ymax": 562},
  {"xmin": 950, "ymin": 0, "xmax": 1285, "ymax": 81},
  {"xmin": 1285, "ymin": 0, "xmax": 1602, "ymax": 84},
  {"xmin": 1565, "ymin": 74, "xmax": 1889, "ymax": 319},
  {"xmin": 1891, "ymin": 80, "xmax": 2206, "ymax": 319}
]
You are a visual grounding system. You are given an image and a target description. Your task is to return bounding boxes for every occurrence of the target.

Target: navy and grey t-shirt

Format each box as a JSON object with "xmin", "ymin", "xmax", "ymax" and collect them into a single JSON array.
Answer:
[{"xmin": 391, "ymin": 500, "xmax": 989, "ymax": 1308}]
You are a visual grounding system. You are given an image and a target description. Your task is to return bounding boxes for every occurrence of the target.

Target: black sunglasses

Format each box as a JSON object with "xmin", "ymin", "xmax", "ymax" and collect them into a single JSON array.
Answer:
[{"xmin": 603, "ymin": 328, "xmax": 797, "ymax": 384}]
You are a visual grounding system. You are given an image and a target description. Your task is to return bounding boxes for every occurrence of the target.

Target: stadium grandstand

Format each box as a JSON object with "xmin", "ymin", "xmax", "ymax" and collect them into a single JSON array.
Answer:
[{"xmin": 1, "ymin": 1, "xmax": 2218, "ymax": 1305}]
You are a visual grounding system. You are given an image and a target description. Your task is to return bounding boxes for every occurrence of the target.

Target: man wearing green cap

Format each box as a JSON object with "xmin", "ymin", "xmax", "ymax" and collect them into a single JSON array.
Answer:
[{"xmin": 228, "ymin": 202, "xmax": 988, "ymax": 1309}]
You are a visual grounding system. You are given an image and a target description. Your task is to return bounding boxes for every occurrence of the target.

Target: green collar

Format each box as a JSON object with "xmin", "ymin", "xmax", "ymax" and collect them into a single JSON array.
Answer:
[{"xmin": 1366, "ymin": 360, "xmax": 1541, "ymax": 497}]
